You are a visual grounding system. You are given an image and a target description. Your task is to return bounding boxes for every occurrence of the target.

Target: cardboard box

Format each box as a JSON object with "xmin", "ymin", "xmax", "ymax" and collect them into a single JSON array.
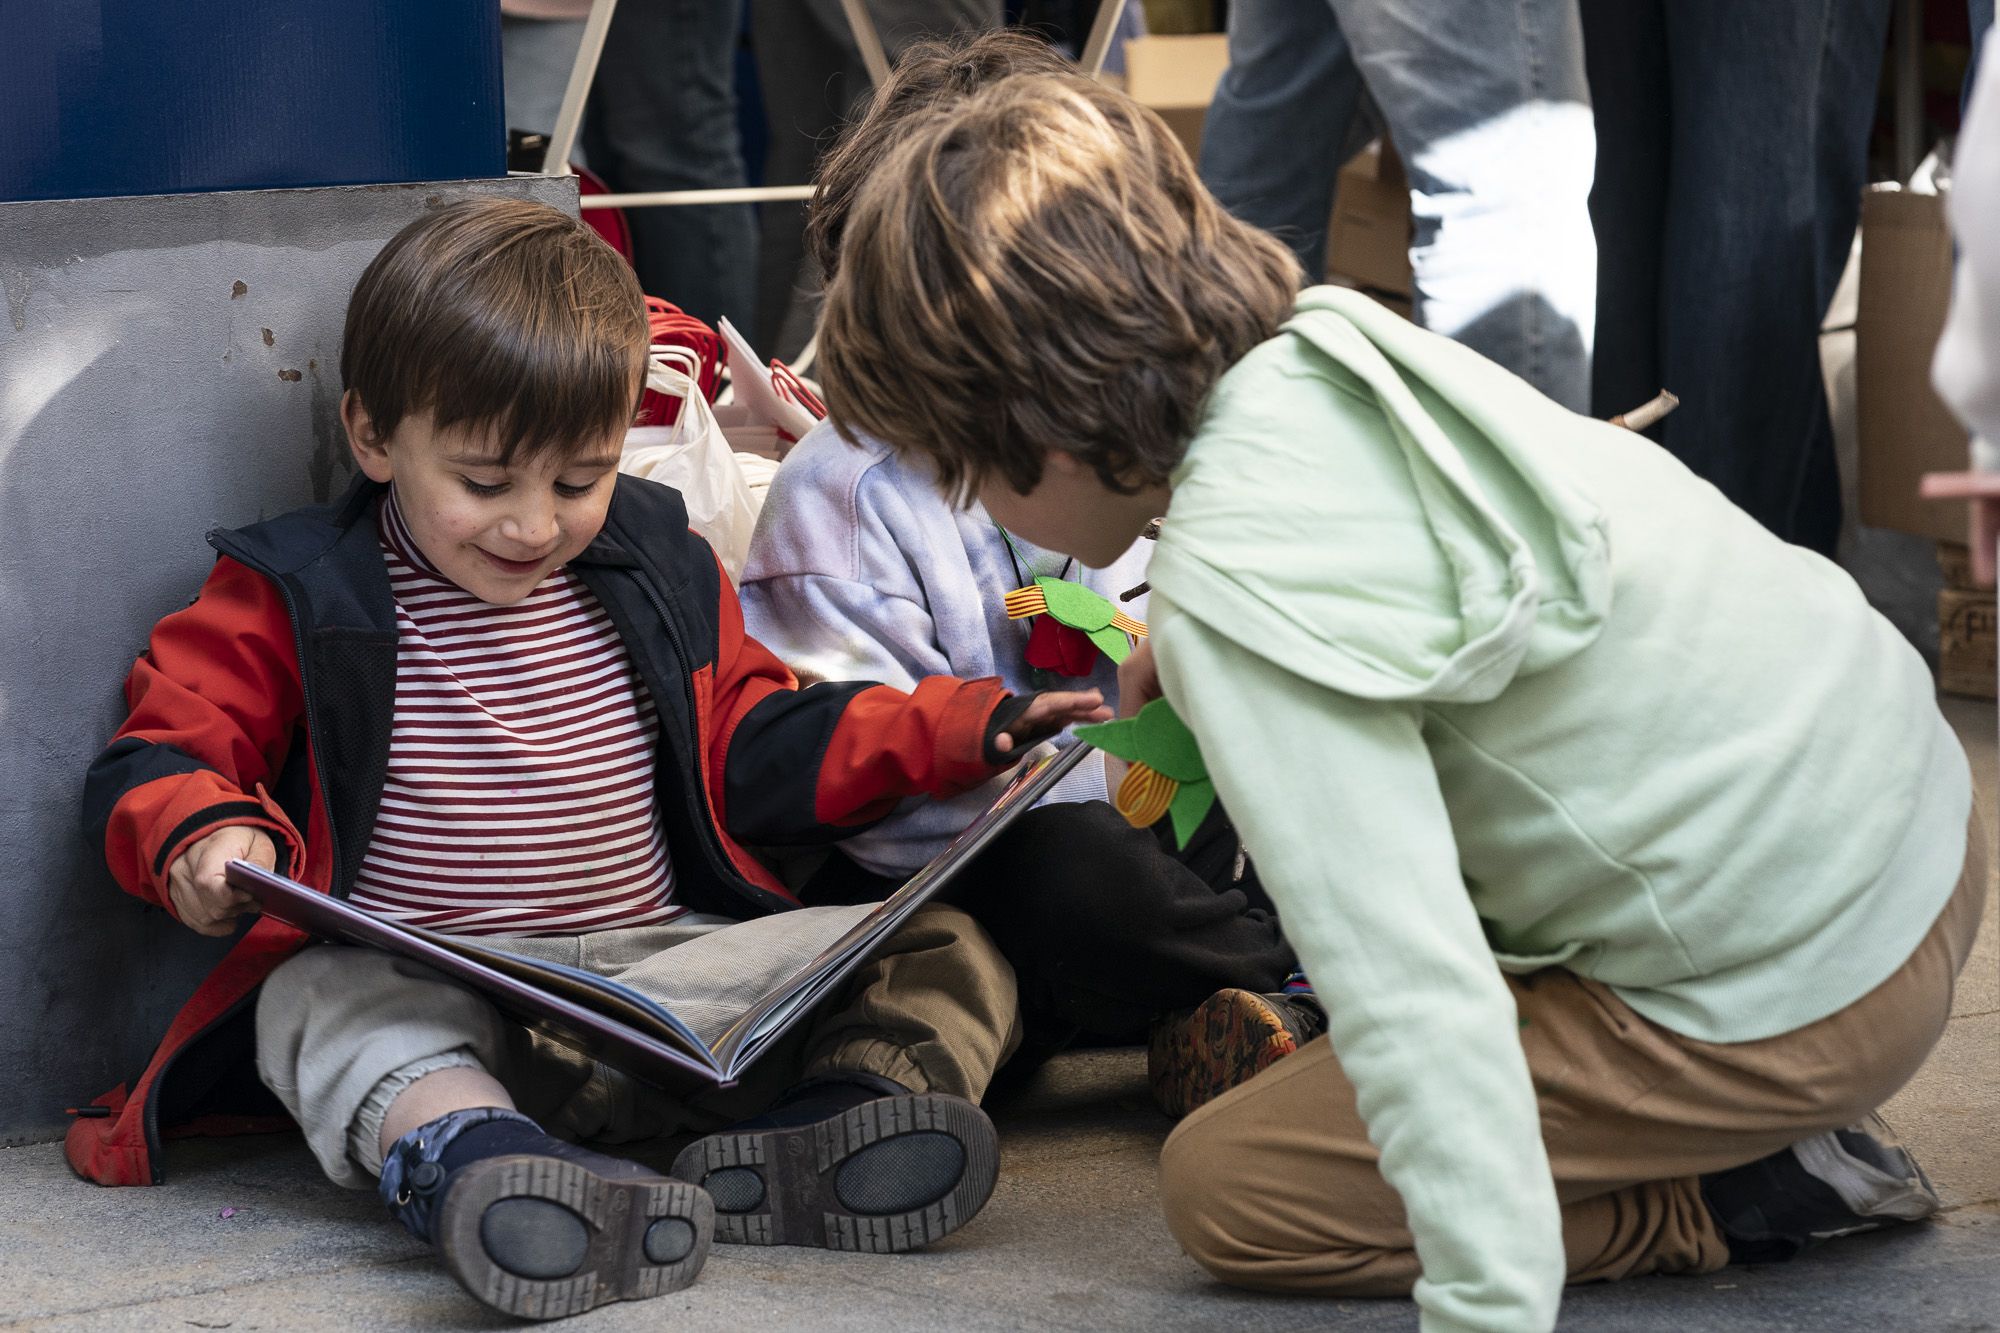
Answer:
[
  {"xmin": 1140, "ymin": 0, "xmax": 1220, "ymax": 34},
  {"xmin": 1938, "ymin": 583, "xmax": 1997, "ymax": 697},
  {"xmin": 1327, "ymin": 141, "xmax": 1414, "ymax": 299},
  {"xmin": 1937, "ymin": 540, "xmax": 1976, "ymax": 590},
  {"xmin": 1857, "ymin": 185, "xmax": 1970, "ymax": 544},
  {"xmin": 1122, "ymin": 33, "xmax": 1230, "ymax": 162}
]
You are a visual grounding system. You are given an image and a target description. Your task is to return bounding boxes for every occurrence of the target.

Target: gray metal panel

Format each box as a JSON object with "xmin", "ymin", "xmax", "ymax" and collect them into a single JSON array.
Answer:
[{"xmin": 0, "ymin": 175, "xmax": 578, "ymax": 1145}]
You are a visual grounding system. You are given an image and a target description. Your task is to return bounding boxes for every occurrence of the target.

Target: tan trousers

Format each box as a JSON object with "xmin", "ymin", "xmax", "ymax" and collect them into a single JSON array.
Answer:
[
  {"xmin": 1159, "ymin": 823, "xmax": 1987, "ymax": 1295},
  {"xmin": 256, "ymin": 903, "xmax": 1020, "ymax": 1189}
]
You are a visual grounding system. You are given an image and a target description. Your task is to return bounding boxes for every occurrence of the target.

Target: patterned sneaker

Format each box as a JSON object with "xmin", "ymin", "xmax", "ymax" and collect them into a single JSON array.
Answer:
[
  {"xmin": 1701, "ymin": 1112, "xmax": 1942, "ymax": 1264},
  {"xmin": 1148, "ymin": 987, "xmax": 1327, "ymax": 1119}
]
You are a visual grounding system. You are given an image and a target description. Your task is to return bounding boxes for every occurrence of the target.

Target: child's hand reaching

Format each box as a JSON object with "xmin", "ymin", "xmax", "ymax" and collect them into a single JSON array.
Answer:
[
  {"xmin": 166, "ymin": 825, "xmax": 276, "ymax": 937},
  {"xmin": 988, "ymin": 689, "xmax": 1113, "ymax": 758}
]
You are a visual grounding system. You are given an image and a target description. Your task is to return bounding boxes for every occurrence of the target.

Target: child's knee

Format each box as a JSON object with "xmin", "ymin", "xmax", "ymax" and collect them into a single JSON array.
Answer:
[
  {"xmin": 253, "ymin": 945, "xmax": 354, "ymax": 1094},
  {"xmin": 1159, "ymin": 1112, "xmax": 1270, "ymax": 1281},
  {"xmin": 1159, "ymin": 1101, "xmax": 1398, "ymax": 1295}
]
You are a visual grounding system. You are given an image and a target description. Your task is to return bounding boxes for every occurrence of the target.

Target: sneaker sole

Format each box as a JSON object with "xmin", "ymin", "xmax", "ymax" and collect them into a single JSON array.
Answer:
[
  {"xmin": 670, "ymin": 1093, "xmax": 997, "ymax": 1252},
  {"xmin": 1148, "ymin": 989, "xmax": 1301, "ymax": 1120},
  {"xmin": 435, "ymin": 1155, "xmax": 712, "ymax": 1320}
]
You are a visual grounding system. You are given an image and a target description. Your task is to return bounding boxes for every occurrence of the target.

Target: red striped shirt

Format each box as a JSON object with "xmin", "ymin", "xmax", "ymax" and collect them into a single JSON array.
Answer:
[{"xmin": 348, "ymin": 493, "xmax": 680, "ymax": 935}]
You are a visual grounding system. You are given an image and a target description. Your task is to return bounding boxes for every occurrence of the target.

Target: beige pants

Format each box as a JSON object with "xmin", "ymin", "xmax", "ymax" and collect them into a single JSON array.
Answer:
[
  {"xmin": 256, "ymin": 903, "xmax": 1020, "ymax": 1189},
  {"xmin": 1160, "ymin": 822, "xmax": 1988, "ymax": 1294}
]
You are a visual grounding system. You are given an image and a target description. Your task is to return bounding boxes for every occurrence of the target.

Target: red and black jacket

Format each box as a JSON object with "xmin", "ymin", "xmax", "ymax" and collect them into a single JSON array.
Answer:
[{"xmin": 72, "ymin": 474, "xmax": 1013, "ymax": 1186}]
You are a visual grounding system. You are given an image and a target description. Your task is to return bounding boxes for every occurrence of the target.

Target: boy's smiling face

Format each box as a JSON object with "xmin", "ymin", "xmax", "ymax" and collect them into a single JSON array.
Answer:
[{"xmin": 343, "ymin": 392, "xmax": 621, "ymax": 606}]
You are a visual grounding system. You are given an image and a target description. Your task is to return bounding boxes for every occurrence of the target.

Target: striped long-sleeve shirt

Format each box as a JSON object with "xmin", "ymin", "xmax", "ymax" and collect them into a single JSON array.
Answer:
[{"xmin": 347, "ymin": 492, "xmax": 679, "ymax": 935}]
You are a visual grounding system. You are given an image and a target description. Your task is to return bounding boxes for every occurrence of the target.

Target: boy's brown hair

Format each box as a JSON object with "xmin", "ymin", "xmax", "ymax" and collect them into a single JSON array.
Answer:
[
  {"xmin": 805, "ymin": 30, "xmax": 1075, "ymax": 284},
  {"xmin": 341, "ymin": 196, "xmax": 647, "ymax": 464},
  {"xmin": 818, "ymin": 75, "xmax": 1301, "ymax": 501}
]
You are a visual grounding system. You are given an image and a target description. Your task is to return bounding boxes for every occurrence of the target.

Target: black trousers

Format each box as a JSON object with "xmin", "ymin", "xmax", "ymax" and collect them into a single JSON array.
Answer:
[
  {"xmin": 1580, "ymin": 0, "xmax": 1892, "ymax": 556},
  {"xmin": 806, "ymin": 801, "xmax": 1296, "ymax": 1054}
]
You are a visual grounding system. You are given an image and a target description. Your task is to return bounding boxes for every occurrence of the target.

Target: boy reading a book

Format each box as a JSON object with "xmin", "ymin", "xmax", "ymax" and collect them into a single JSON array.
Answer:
[
  {"xmin": 817, "ymin": 77, "xmax": 1985, "ymax": 1333},
  {"xmin": 740, "ymin": 31, "xmax": 1308, "ymax": 1117},
  {"xmin": 75, "ymin": 197, "xmax": 1104, "ymax": 1320}
]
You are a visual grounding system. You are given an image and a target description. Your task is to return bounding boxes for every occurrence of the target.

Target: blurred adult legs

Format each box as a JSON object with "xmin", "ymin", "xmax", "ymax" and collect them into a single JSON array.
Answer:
[
  {"xmin": 578, "ymin": 0, "xmax": 757, "ymax": 330},
  {"xmin": 1583, "ymin": 0, "xmax": 1892, "ymax": 555},
  {"xmin": 752, "ymin": 0, "xmax": 1002, "ymax": 355},
  {"xmin": 1200, "ymin": 0, "xmax": 1598, "ymax": 411}
]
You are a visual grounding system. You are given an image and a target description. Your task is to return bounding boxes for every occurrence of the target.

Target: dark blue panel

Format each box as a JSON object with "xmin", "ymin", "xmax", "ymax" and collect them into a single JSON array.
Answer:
[{"xmin": 1, "ymin": 0, "xmax": 505, "ymax": 203}]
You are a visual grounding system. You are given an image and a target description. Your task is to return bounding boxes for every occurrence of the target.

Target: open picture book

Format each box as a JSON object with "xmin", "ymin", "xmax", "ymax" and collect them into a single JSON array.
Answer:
[{"xmin": 226, "ymin": 742, "xmax": 1089, "ymax": 1095}]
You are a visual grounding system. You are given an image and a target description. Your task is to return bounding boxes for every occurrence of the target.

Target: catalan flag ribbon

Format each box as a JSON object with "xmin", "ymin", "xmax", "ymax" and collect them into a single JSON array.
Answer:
[
  {"xmin": 1074, "ymin": 698, "xmax": 1215, "ymax": 849},
  {"xmin": 1004, "ymin": 575, "xmax": 1147, "ymax": 673}
]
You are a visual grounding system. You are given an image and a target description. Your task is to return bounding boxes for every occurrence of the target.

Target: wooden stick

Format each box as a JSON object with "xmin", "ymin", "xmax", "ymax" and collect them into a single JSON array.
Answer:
[{"xmin": 1610, "ymin": 390, "xmax": 1680, "ymax": 432}]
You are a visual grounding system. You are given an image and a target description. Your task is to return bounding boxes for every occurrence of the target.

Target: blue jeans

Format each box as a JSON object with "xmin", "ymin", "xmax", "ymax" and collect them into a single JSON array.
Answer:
[
  {"xmin": 1582, "ymin": 0, "xmax": 1893, "ymax": 557},
  {"xmin": 1972, "ymin": 1, "xmax": 1995, "ymax": 102},
  {"xmin": 1199, "ymin": 0, "xmax": 1598, "ymax": 411}
]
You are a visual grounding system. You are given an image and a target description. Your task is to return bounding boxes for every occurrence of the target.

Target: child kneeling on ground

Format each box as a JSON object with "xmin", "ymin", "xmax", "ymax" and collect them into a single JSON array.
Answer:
[
  {"xmin": 73, "ymin": 198, "xmax": 1103, "ymax": 1320},
  {"xmin": 816, "ymin": 76, "xmax": 1984, "ymax": 1332},
  {"xmin": 739, "ymin": 31, "xmax": 1305, "ymax": 1112}
]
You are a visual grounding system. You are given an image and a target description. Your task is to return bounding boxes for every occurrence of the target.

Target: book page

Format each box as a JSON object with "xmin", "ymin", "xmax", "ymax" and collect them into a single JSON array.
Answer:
[
  {"xmin": 415, "ymin": 929, "xmax": 713, "ymax": 1059},
  {"xmin": 712, "ymin": 743, "xmax": 1091, "ymax": 1076}
]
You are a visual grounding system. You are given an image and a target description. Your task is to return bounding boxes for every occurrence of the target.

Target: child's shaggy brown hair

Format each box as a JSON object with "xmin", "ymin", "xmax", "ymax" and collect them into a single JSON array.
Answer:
[{"xmin": 819, "ymin": 75, "xmax": 1301, "ymax": 501}]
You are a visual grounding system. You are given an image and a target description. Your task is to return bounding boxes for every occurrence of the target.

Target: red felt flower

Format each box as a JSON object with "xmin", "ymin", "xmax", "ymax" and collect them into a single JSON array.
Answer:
[{"xmin": 1025, "ymin": 615, "xmax": 1102, "ymax": 676}]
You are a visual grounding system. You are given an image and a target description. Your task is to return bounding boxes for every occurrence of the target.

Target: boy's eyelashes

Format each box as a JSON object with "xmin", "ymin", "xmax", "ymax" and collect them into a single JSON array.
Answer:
[{"xmin": 455, "ymin": 475, "xmax": 607, "ymax": 499}]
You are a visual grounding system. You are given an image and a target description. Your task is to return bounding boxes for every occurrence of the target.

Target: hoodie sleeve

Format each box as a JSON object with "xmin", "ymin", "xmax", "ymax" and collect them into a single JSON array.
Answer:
[{"xmin": 1151, "ymin": 600, "xmax": 1564, "ymax": 1333}]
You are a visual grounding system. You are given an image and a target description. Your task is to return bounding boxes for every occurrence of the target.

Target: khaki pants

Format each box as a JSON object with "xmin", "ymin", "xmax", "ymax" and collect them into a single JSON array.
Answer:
[
  {"xmin": 1159, "ymin": 823, "xmax": 1987, "ymax": 1294},
  {"xmin": 256, "ymin": 903, "xmax": 1020, "ymax": 1190}
]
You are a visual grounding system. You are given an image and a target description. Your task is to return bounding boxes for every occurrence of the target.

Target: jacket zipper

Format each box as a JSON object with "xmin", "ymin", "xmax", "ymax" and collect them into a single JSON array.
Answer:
[{"xmin": 629, "ymin": 573, "xmax": 768, "ymax": 905}]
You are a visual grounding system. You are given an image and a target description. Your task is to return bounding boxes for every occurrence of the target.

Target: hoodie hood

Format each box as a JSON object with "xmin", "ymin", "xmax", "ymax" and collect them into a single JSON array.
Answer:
[{"xmin": 1148, "ymin": 286, "xmax": 1612, "ymax": 704}]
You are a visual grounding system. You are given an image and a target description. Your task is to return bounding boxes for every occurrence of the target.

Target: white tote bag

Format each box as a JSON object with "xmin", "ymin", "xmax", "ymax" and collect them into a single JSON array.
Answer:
[{"xmin": 620, "ymin": 347, "xmax": 763, "ymax": 582}]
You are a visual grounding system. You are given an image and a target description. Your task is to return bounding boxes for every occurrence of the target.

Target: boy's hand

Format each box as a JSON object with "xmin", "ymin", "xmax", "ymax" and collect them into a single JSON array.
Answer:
[
  {"xmin": 1117, "ymin": 639, "xmax": 1161, "ymax": 718},
  {"xmin": 166, "ymin": 826, "xmax": 275, "ymax": 937},
  {"xmin": 989, "ymin": 689, "xmax": 1112, "ymax": 757}
]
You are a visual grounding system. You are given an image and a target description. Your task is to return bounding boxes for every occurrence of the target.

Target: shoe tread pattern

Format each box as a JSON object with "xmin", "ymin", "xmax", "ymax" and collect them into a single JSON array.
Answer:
[
  {"xmin": 673, "ymin": 1093, "xmax": 996, "ymax": 1254},
  {"xmin": 436, "ymin": 1155, "xmax": 712, "ymax": 1320}
]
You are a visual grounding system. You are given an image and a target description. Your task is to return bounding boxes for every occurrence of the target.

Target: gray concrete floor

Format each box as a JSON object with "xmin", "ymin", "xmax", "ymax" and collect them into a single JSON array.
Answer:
[{"xmin": 2, "ymin": 701, "xmax": 1994, "ymax": 1332}]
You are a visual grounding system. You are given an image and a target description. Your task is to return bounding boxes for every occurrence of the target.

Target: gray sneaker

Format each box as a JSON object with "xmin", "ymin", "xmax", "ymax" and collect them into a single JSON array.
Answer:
[{"xmin": 1701, "ymin": 1112, "xmax": 1941, "ymax": 1263}]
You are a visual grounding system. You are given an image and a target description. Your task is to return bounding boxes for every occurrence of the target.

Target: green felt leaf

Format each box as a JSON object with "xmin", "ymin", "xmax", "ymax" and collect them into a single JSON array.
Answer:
[
  {"xmin": 1132, "ymin": 698, "xmax": 1206, "ymax": 783},
  {"xmin": 1073, "ymin": 715, "xmax": 1143, "ymax": 762},
  {"xmin": 1085, "ymin": 624, "xmax": 1133, "ymax": 664},
  {"xmin": 1036, "ymin": 576, "xmax": 1116, "ymax": 632},
  {"xmin": 1167, "ymin": 777, "xmax": 1216, "ymax": 849}
]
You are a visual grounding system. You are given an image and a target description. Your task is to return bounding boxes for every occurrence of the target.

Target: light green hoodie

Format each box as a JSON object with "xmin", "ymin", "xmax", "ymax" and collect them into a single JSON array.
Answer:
[{"xmin": 1148, "ymin": 287, "xmax": 1970, "ymax": 1333}]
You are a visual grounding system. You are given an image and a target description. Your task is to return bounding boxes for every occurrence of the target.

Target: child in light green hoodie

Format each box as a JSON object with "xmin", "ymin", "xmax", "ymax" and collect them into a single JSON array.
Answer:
[{"xmin": 814, "ymin": 75, "xmax": 1987, "ymax": 1333}]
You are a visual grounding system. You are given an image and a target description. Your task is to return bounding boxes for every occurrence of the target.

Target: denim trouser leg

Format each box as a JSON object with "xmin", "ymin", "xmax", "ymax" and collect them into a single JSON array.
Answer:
[
  {"xmin": 1198, "ymin": 0, "xmax": 1366, "ymax": 285},
  {"xmin": 1200, "ymin": 0, "xmax": 1597, "ymax": 411},
  {"xmin": 583, "ymin": 0, "xmax": 757, "ymax": 331},
  {"xmin": 1972, "ymin": 3, "xmax": 1996, "ymax": 100},
  {"xmin": 1583, "ymin": 0, "xmax": 1891, "ymax": 555}
]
